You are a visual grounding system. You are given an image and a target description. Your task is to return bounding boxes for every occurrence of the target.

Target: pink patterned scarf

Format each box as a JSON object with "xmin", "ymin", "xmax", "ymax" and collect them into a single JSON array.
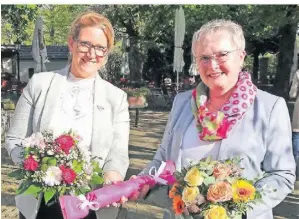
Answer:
[{"xmin": 191, "ymin": 72, "xmax": 257, "ymax": 141}]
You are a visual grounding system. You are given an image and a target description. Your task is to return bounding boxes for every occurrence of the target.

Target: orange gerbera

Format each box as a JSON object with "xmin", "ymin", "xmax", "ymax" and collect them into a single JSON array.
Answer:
[
  {"xmin": 169, "ymin": 183, "xmax": 179, "ymax": 198},
  {"xmin": 173, "ymin": 195, "xmax": 185, "ymax": 215}
]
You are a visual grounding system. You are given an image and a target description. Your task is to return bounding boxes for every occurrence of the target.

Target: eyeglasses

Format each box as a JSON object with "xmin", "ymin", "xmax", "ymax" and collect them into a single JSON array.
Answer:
[
  {"xmin": 196, "ymin": 49, "xmax": 239, "ymax": 65},
  {"xmin": 76, "ymin": 40, "xmax": 108, "ymax": 57}
]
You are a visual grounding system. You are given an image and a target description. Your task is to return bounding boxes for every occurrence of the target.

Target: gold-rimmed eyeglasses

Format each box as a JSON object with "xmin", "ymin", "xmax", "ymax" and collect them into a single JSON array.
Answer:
[{"xmin": 76, "ymin": 40, "xmax": 108, "ymax": 57}]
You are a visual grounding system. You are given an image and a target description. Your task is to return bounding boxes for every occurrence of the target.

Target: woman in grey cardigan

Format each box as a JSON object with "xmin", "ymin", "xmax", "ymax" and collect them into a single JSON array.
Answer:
[
  {"xmin": 135, "ymin": 20, "xmax": 296, "ymax": 219},
  {"xmin": 6, "ymin": 11, "xmax": 129, "ymax": 219}
]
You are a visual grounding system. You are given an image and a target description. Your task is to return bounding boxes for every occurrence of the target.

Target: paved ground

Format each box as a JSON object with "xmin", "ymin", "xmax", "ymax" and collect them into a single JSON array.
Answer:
[{"xmin": 1, "ymin": 109, "xmax": 299, "ymax": 219}]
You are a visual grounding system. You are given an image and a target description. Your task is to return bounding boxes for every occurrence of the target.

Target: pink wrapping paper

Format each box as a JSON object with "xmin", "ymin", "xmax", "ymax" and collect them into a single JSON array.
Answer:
[{"xmin": 59, "ymin": 161, "xmax": 176, "ymax": 219}]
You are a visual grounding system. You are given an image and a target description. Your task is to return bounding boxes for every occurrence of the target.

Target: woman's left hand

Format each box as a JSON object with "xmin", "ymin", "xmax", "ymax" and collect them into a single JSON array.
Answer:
[
  {"xmin": 103, "ymin": 171, "xmax": 127, "ymax": 207},
  {"xmin": 104, "ymin": 170, "xmax": 123, "ymax": 184}
]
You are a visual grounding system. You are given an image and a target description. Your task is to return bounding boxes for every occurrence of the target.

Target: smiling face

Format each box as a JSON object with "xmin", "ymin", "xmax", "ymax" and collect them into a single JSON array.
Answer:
[
  {"xmin": 68, "ymin": 27, "xmax": 108, "ymax": 78},
  {"xmin": 194, "ymin": 31, "xmax": 246, "ymax": 95}
]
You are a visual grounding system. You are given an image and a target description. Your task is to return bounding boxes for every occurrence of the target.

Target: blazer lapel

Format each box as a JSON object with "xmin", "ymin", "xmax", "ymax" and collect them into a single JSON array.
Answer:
[
  {"xmin": 170, "ymin": 98, "xmax": 194, "ymax": 162},
  {"xmin": 40, "ymin": 67, "xmax": 69, "ymax": 131}
]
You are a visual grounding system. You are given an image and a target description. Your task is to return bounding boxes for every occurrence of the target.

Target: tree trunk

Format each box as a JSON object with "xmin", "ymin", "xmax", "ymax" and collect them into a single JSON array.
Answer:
[
  {"xmin": 273, "ymin": 22, "xmax": 297, "ymax": 98},
  {"xmin": 252, "ymin": 50, "xmax": 259, "ymax": 82},
  {"xmin": 128, "ymin": 37, "xmax": 145, "ymax": 83}
]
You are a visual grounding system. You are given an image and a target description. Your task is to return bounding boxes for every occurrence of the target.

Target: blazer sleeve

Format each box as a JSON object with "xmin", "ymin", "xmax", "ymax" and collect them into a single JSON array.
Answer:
[
  {"xmin": 102, "ymin": 92, "xmax": 130, "ymax": 179},
  {"xmin": 139, "ymin": 95, "xmax": 179, "ymax": 175},
  {"xmin": 5, "ymin": 77, "xmax": 35, "ymax": 164},
  {"xmin": 247, "ymin": 97, "xmax": 296, "ymax": 218}
]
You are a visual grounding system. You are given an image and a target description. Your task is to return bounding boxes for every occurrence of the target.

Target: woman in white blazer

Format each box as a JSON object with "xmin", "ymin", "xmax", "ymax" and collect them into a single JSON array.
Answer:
[
  {"xmin": 5, "ymin": 11, "xmax": 130, "ymax": 219},
  {"xmin": 135, "ymin": 20, "xmax": 296, "ymax": 219}
]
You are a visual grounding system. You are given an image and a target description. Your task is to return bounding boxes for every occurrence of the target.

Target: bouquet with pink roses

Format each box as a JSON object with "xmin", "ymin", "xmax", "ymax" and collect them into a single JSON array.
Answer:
[{"xmin": 9, "ymin": 130, "xmax": 104, "ymax": 204}]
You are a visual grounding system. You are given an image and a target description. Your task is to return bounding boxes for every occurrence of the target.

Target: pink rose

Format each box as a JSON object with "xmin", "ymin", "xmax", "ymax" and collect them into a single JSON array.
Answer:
[{"xmin": 213, "ymin": 163, "xmax": 232, "ymax": 179}]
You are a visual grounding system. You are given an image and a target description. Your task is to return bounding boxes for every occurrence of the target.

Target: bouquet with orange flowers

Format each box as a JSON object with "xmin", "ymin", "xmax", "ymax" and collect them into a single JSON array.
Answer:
[{"xmin": 169, "ymin": 157, "xmax": 274, "ymax": 219}]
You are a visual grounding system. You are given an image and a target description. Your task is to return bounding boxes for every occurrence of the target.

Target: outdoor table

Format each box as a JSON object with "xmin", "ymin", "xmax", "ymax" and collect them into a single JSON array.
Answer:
[{"xmin": 129, "ymin": 103, "xmax": 148, "ymax": 127}]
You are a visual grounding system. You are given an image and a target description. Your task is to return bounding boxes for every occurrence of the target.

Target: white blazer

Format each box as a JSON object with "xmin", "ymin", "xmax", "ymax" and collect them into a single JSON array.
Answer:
[{"xmin": 5, "ymin": 66, "xmax": 130, "ymax": 219}]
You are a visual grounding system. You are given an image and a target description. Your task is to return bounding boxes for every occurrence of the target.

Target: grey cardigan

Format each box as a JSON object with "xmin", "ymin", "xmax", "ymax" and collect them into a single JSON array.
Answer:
[
  {"xmin": 5, "ymin": 66, "xmax": 130, "ymax": 219},
  {"xmin": 141, "ymin": 89, "xmax": 296, "ymax": 219}
]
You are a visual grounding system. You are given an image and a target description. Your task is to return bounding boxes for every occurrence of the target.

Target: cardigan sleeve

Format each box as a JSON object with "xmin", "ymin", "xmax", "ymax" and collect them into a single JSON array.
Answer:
[{"xmin": 5, "ymin": 76, "xmax": 36, "ymax": 164}]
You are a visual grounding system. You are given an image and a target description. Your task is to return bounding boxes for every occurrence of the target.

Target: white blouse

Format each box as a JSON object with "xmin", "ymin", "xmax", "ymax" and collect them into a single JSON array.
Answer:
[
  {"xmin": 179, "ymin": 119, "xmax": 221, "ymax": 169},
  {"xmin": 49, "ymin": 72, "xmax": 95, "ymax": 148}
]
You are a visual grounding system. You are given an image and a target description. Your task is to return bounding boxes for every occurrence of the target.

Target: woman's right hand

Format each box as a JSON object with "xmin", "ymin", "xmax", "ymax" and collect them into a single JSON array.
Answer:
[{"xmin": 128, "ymin": 175, "xmax": 151, "ymax": 201}]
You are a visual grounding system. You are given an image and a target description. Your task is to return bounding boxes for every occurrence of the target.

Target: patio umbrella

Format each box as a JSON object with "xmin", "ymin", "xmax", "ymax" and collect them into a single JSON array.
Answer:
[
  {"xmin": 173, "ymin": 6, "xmax": 185, "ymax": 90},
  {"xmin": 32, "ymin": 16, "xmax": 47, "ymax": 73},
  {"xmin": 189, "ymin": 32, "xmax": 198, "ymax": 76},
  {"xmin": 120, "ymin": 37, "xmax": 130, "ymax": 77}
]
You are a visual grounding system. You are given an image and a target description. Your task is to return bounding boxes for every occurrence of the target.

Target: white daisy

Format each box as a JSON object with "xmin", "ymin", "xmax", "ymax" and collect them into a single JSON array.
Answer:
[{"xmin": 43, "ymin": 166, "xmax": 62, "ymax": 186}]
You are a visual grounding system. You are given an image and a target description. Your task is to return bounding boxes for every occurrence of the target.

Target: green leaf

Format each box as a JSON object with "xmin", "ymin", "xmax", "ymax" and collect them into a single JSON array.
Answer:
[
  {"xmin": 78, "ymin": 186, "xmax": 91, "ymax": 194},
  {"xmin": 23, "ymin": 184, "xmax": 42, "ymax": 197},
  {"xmin": 8, "ymin": 169, "xmax": 25, "ymax": 179},
  {"xmin": 203, "ymin": 176, "xmax": 216, "ymax": 186},
  {"xmin": 72, "ymin": 160, "xmax": 83, "ymax": 173},
  {"xmin": 91, "ymin": 160, "xmax": 102, "ymax": 173},
  {"xmin": 44, "ymin": 188, "xmax": 57, "ymax": 204},
  {"xmin": 16, "ymin": 180, "xmax": 32, "ymax": 195},
  {"xmin": 91, "ymin": 174, "xmax": 104, "ymax": 185},
  {"xmin": 59, "ymin": 187, "xmax": 66, "ymax": 196}
]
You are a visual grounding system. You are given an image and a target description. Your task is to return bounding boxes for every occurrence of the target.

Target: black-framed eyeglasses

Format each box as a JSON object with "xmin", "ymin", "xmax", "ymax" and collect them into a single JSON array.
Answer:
[
  {"xmin": 196, "ymin": 49, "xmax": 239, "ymax": 65},
  {"xmin": 76, "ymin": 40, "xmax": 108, "ymax": 57}
]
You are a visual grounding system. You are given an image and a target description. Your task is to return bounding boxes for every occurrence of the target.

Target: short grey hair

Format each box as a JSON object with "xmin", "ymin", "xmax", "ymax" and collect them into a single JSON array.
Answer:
[{"xmin": 192, "ymin": 19, "xmax": 245, "ymax": 56}]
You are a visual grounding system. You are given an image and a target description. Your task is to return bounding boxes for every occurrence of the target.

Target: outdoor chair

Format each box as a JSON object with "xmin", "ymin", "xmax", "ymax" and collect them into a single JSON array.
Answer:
[{"xmin": 147, "ymin": 88, "xmax": 168, "ymax": 110}]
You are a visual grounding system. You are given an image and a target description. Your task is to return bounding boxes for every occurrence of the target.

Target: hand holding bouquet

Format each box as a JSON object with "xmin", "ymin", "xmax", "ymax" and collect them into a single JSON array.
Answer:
[
  {"xmin": 169, "ymin": 157, "xmax": 274, "ymax": 218},
  {"xmin": 9, "ymin": 130, "xmax": 104, "ymax": 204},
  {"xmin": 59, "ymin": 160, "xmax": 176, "ymax": 219}
]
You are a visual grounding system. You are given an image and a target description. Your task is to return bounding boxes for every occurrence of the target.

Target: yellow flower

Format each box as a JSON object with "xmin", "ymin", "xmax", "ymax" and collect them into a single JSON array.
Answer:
[
  {"xmin": 184, "ymin": 167, "xmax": 204, "ymax": 187},
  {"xmin": 232, "ymin": 180, "xmax": 256, "ymax": 203},
  {"xmin": 182, "ymin": 186, "xmax": 199, "ymax": 203},
  {"xmin": 203, "ymin": 205, "xmax": 229, "ymax": 219}
]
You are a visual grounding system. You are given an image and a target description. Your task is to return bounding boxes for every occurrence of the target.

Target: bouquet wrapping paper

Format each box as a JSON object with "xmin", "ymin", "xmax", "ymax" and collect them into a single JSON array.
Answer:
[{"xmin": 59, "ymin": 161, "xmax": 176, "ymax": 219}]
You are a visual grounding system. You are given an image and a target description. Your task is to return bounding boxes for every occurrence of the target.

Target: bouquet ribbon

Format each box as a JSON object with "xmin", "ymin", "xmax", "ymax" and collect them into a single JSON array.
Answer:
[{"xmin": 59, "ymin": 161, "xmax": 176, "ymax": 219}]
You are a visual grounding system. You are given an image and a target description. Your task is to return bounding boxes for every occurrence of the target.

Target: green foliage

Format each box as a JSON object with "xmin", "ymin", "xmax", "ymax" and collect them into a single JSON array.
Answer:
[
  {"xmin": 16, "ymin": 180, "xmax": 32, "ymax": 195},
  {"xmin": 203, "ymin": 176, "xmax": 215, "ymax": 186},
  {"xmin": 122, "ymin": 87, "xmax": 150, "ymax": 97},
  {"xmin": 8, "ymin": 169, "xmax": 25, "ymax": 180},
  {"xmin": 72, "ymin": 160, "xmax": 83, "ymax": 174},
  {"xmin": 1, "ymin": 4, "xmax": 88, "ymax": 45},
  {"xmin": 1, "ymin": 5, "xmax": 39, "ymax": 44},
  {"xmin": 23, "ymin": 184, "xmax": 42, "ymax": 198},
  {"xmin": 91, "ymin": 160, "xmax": 103, "ymax": 174},
  {"xmin": 91, "ymin": 174, "xmax": 104, "ymax": 185},
  {"xmin": 44, "ymin": 188, "xmax": 56, "ymax": 203}
]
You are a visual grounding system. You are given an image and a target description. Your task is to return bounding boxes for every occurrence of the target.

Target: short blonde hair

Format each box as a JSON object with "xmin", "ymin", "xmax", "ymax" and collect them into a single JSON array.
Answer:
[
  {"xmin": 192, "ymin": 19, "xmax": 245, "ymax": 56},
  {"xmin": 69, "ymin": 11, "xmax": 114, "ymax": 51}
]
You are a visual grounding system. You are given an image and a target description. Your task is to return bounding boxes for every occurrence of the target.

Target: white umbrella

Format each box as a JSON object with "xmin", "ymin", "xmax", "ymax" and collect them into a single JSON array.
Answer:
[
  {"xmin": 120, "ymin": 37, "xmax": 130, "ymax": 77},
  {"xmin": 189, "ymin": 32, "xmax": 198, "ymax": 76},
  {"xmin": 173, "ymin": 6, "xmax": 185, "ymax": 90},
  {"xmin": 32, "ymin": 16, "xmax": 47, "ymax": 73}
]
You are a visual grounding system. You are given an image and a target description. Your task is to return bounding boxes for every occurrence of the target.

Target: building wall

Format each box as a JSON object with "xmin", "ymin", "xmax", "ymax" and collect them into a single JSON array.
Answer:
[{"xmin": 19, "ymin": 59, "xmax": 68, "ymax": 82}]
